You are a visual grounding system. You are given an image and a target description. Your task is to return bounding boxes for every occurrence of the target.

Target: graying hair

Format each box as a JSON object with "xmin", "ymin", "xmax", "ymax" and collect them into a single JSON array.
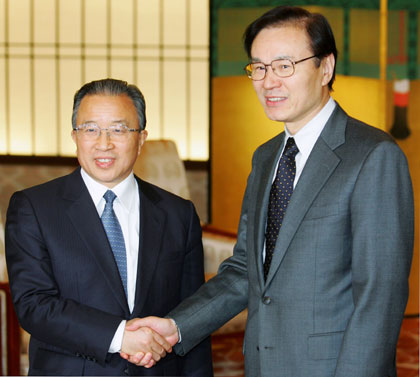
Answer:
[{"xmin": 72, "ymin": 78, "xmax": 146, "ymax": 129}]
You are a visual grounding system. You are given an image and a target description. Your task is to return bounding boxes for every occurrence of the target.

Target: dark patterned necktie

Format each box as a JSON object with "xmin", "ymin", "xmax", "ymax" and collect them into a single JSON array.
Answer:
[
  {"xmin": 263, "ymin": 137, "xmax": 299, "ymax": 281},
  {"xmin": 101, "ymin": 190, "xmax": 128, "ymax": 296}
]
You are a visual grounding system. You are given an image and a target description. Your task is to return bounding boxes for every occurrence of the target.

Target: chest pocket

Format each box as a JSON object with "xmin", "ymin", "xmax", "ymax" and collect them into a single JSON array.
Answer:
[{"xmin": 304, "ymin": 203, "xmax": 341, "ymax": 221}]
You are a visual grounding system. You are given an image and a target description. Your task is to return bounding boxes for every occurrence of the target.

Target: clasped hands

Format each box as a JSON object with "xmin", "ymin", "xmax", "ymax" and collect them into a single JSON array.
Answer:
[{"xmin": 120, "ymin": 317, "xmax": 179, "ymax": 368}]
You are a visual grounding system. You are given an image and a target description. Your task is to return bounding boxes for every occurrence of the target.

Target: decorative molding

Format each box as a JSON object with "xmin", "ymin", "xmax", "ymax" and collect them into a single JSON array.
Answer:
[
  {"xmin": 0, "ymin": 155, "xmax": 79, "ymax": 166},
  {"xmin": 0, "ymin": 155, "xmax": 208, "ymax": 170}
]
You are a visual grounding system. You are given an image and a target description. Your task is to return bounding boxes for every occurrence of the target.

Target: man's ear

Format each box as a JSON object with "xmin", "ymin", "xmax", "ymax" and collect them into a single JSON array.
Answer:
[
  {"xmin": 321, "ymin": 53, "xmax": 335, "ymax": 87},
  {"xmin": 137, "ymin": 130, "xmax": 148, "ymax": 155}
]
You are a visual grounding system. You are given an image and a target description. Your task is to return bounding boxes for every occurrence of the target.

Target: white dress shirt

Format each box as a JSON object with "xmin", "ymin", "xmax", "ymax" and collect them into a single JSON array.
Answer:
[
  {"xmin": 263, "ymin": 97, "xmax": 336, "ymax": 262},
  {"xmin": 80, "ymin": 168, "xmax": 140, "ymax": 352},
  {"xmin": 278, "ymin": 96, "xmax": 336, "ymax": 187}
]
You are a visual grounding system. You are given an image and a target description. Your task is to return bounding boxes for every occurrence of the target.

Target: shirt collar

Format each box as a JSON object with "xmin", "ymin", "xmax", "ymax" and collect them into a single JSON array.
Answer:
[
  {"xmin": 80, "ymin": 168, "xmax": 138, "ymax": 211},
  {"xmin": 285, "ymin": 97, "xmax": 336, "ymax": 158}
]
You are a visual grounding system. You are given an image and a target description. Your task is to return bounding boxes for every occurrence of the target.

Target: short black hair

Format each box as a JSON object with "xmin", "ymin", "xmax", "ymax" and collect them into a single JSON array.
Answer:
[
  {"xmin": 243, "ymin": 6, "xmax": 338, "ymax": 90},
  {"xmin": 72, "ymin": 78, "xmax": 146, "ymax": 129}
]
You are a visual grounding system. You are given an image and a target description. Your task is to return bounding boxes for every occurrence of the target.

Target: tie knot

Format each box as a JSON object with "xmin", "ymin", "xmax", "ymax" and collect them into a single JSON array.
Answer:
[
  {"xmin": 283, "ymin": 138, "xmax": 299, "ymax": 158},
  {"xmin": 103, "ymin": 190, "xmax": 117, "ymax": 204}
]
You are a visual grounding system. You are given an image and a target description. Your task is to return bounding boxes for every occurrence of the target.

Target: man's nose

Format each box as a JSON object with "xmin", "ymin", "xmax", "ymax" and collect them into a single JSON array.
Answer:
[
  {"xmin": 263, "ymin": 67, "xmax": 282, "ymax": 89},
  {"xmin": 95, "ymin": 129, "xmax": 113, "ymax": 149}
]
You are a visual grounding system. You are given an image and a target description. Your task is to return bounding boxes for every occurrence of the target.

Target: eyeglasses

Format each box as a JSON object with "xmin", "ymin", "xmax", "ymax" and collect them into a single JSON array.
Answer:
[
  {"xmin": 73, "ymin": 123, "xmax": 141, "ymax": 140},
  {"xmin": 244, "ymin": 55, "xmax": 319, "ymax": 81}
]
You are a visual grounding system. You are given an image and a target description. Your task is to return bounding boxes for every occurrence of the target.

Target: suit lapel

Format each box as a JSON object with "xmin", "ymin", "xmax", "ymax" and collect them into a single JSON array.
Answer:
[
  {"xmin": 252, "ymin": 134, "xmax": 285, "ymax": 290},
  {"xmin": 62, "ymin": 169, "xmax": 129, "ymax": 314},
  {"xmin": 263, "ymin": 105, "xmax": 348, "ymax": 289},
  {"xmin": 132, "ymin": 178, "xmax": 166, "ymax": 316}
]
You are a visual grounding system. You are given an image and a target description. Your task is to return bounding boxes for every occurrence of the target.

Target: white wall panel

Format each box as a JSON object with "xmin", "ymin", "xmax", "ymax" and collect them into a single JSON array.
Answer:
[
  {"xmin": 9, "ymin": 58, "xmax": 31, "ymax": 154},
  {"xmin": 189, "ymin": 0, "xmax": 209, "ymax": 46},
  {"xmin": 85, "ymin": 58, "xmax": 108, "ymax": 83},
  {"xmin": 111, "ymin": 0, "xmax": 133, "ymax": 45},
  {"xmin": 136, "ymin": 46, "xmax": 159, "ymax": 59},
  {"xmin": 59, "ymin": 0, "xmax": 81, "ymax": 44},
  {"xmin": 0, "ymin": 0, "xmax": 5, "ymax": 44},
  {"xmin": 8, "ymin": 45, "xmax": 30, "ymax": 56},
  {"xmin": 111, "ymin": 47, "xmax": 133, "ymax": 59},
  {"xmin": 9, "ymin": 0, "xmax": 30, "ymax": 43},
  {"xmin": 34, "ymin": 0, "xmax": 55, "ymax": 43},
  {"xmin": 163, "ymin": 61, "xmax": 187, "ymax": 158},
  {"xmin": 163, "ymin": 0, "xmax": 186, "ymax": 45},
  {"xmin": 34, "ymin": 58, "xmax": 57, "ymax": 155},
  {"xmin": 111, "ymin": 59, "xmax": 133, "ymax": 83},
  {"xmin": 3, "ymin": 0, "xmax": 209, "ymax": 160},
  {"xmin": 0, "ymin": 58, "xmax": 6, "ymax": 153},
  {"xmin": 85, "ymin": 46, "xmax": 107, "ymax": 59},
  {"xmin": 137, "ymin": 0, "xmax": 160, "ymax": 45},
  {"xmin": 189, "ymin": 61, "xmax": 209, "ymax": 160},
  {"xmin": 59, "ymin": 59, "xmax": 81, "ymax": 156},
  {"xmin": 85, "ymin": 0, "xmax": 107, "ymax": 45},
  {"xmin": 163, "ymin": 47, "xmax": 187, "ymax": 59},
  {"xmin": 136, "ymin": 59, "xmax": 161, "ymax": 139}
]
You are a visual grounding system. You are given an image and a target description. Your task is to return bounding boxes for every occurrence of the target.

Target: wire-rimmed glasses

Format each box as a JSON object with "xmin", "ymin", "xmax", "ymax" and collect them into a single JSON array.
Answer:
[
  {"xmin": 73, "ymin": 123, "xmax": 141, "ymax": 140},
  {"xmin": 244, "ymin": 55, "xmax": 319, "ymax": 81}
]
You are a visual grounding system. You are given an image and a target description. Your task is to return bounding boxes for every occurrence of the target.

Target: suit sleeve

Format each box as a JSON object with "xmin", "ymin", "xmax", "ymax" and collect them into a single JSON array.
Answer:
[
  {"xmin": 334, "ymin": 141, "xmax": 414, "ymax": 376},
  {"xmin": 5, "ymin": 191, "xmax": 123, "ymax": 366},
  {"xmin": 177, "ymin": 202, "xmax": 213, "ymax": 376},
  {"xmin": 171, "ymin": 152, "xmax": 258, "ymax": 356}
]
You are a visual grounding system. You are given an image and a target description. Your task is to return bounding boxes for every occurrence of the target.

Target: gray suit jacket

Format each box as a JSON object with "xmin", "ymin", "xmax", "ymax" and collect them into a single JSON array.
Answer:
[{"xmin": 170, "ymin": 104, "xmax": 414, "ymax": 377}]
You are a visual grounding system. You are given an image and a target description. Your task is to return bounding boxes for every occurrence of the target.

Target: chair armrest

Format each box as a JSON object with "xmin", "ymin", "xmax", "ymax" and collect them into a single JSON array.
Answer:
[
  {"xmin": 202, "ymin": 226, "xmax": 237, "ymax": 275},
  {"xmin": 201, "ymin": 226, "xmax": 247, "ymax": 334}
]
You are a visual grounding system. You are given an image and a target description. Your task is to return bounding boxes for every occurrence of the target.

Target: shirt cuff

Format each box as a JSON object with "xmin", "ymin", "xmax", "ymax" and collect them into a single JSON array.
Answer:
[
  {"xmin": 108, "ymin": 320, "xmax": 126, "ymax": 353},
  {"xmin": 169, "ymin": 318, "xmax": 182, "ymax": 343}
]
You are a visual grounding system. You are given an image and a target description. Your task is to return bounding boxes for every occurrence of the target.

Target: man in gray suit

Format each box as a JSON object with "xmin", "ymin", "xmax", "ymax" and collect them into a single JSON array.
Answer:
[{"xmin": 122, "ymin": 6, "xmax": 414, "ymax": 376}]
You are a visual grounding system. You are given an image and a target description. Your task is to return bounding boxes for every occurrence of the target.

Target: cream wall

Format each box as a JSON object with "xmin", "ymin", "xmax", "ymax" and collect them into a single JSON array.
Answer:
[
  {"xmin": 0, "ymin": 0, "xmax": 209, "ymax": 160},
  {"xmin": 211, "ymin": 74, "xmax": 419, "ymax": 314}
]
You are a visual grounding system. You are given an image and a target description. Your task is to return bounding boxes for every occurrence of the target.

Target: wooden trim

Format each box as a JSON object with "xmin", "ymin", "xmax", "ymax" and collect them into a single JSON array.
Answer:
[
  {"xmin": 202, "ymin": 224, "xmax": 237, "ymax": 239},
  {"xmin": 0, "ymin": 156, "xmax": 208, "ymax": 171},
  {"xmin": 0, "ymin": 155, "xmax": 79, "ymax": 166},
  {"xmin": 183, "ymin": 160, "xmax": 209, "ymax": 170}
]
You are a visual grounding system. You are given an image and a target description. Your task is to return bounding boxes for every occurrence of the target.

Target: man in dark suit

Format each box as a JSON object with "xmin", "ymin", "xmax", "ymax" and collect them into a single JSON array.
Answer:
[
  {"xmin": 5, "ymin": 78, "xmax": 213, "ymax": 376},
  {"xmin": 123, "ymin": 6, "xmax": 414, "ymax": 377}
]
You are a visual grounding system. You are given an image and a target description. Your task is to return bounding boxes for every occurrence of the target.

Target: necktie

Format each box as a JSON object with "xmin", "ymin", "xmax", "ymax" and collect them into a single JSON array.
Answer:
[
  {"xmin": 263, "ymin": 137, "xmax": 299, "ymax": 281},
  {"xmin": 101, "ymin": 190, "xmax": 128, "ymax": 296}
]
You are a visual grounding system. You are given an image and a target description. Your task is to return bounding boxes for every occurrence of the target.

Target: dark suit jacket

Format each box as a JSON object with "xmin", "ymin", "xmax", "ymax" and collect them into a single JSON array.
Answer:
[
  {"xmin": 169, "ymin": 104, "xmax": 414, "ymax": 377},
  {"xmin": 5, "ymin": 168, "xmax": 213, "ymax": 376}
]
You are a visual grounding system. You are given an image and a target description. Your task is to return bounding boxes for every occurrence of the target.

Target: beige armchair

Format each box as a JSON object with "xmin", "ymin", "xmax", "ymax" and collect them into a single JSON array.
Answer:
[{"xmin": 134, "ymin": 140, "xmax": 191, "ymax": 200}]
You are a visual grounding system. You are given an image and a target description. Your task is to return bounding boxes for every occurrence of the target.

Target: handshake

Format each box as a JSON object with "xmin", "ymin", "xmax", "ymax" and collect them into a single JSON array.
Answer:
[{"xmin": 120, "ymin": 316, "xmax": 179, "ymax": 368}]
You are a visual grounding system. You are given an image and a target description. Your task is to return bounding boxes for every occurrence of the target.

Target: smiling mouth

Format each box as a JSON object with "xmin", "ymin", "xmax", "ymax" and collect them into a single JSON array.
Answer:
[
  {"xmin": 266, "ymin": 96, "xmax": 287, "ymax": 102},
  {"xmin": 95, "ymin": 157, "xmax": 113, "ymax": 162},
  {"xmin": 95, "ymin": 158, "xmax": 115, "ymax": 168}
]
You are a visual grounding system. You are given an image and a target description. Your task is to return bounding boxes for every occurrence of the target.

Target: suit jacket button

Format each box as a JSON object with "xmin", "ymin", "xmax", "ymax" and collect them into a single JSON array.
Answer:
[
  {"xmin": 262, "ymin": 296, "xmax": 271, "ymax": 305},
  {"xmin": 124, "ymin": 368, "xmax": 130, "ymax": 375}
]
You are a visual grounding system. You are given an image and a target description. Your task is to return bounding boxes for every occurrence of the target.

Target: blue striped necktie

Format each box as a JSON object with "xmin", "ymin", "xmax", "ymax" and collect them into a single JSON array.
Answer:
[
  {"xmin": 101, "ymin": 190, "xmax": 128, "ymax": 296},
  {"xmin": 264, "ymin": 137, "xmax": 299, "ymax": 281}
]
